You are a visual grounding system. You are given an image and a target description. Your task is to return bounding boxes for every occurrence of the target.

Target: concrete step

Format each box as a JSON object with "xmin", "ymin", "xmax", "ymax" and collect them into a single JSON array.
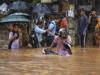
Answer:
[{"xmin": 0, "ymin": 30, "xmax": 9, "ymax": 49}]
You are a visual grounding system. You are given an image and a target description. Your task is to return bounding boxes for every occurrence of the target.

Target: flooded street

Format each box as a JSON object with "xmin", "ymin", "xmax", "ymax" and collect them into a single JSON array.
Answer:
[{"xmin": 0, "ymin": 30, "xmax": 100, "ymax": 75}]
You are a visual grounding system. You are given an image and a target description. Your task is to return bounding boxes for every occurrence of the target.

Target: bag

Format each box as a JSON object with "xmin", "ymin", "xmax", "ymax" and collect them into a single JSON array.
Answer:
[
  {"xmin": 30, "ymin": 26, "xmax": 38, "ymax": 46},
  {"xmin": 61, "ymin": 41, "xmax": 72, "ymax": 56},
  {"xmin": 42, "ymin": 22, "xmax": 55, "ymax": 36}
]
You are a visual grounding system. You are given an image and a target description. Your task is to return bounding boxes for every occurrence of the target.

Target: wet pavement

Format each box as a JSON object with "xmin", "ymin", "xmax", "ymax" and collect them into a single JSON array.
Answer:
[{"xmin": 0, "ymin": 30, "xmax": 100, "ymax": 75}]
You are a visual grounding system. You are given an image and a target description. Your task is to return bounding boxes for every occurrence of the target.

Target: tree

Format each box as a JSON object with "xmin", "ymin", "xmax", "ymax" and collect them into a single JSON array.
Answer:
[{"xmin": 31, "ymin": 0, "xmax": 41, "ymax": 5}]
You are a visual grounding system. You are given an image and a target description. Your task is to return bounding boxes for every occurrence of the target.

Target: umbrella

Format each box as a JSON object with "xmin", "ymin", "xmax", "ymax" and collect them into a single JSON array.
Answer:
[
  {"xmin": 8, "ymin": 1, "xmax": 31, "ymax": 10},
  {"xmin": 0, "ymin": 3, "xmax": 9, "ymax": 14},
  {"xmin": 0, "ymin": 15, "xmax": 30, "ymax": 23},
  {"xmin": 10, "ymin": 12, "xmax": 32, "ymax": 19},
  {"xmin": 0, "ymin": 3, "xmax": 8, "ymax": 12},
  {"xmin": 32, "ymin": 3, "xmax": 55, "ymax": 14}
]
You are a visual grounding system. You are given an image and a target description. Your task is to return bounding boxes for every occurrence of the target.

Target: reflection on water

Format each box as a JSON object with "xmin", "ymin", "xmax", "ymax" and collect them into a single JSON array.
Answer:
[{"xmin": 11, "ymin": 49, "xmax": 19, "ymax": 53}]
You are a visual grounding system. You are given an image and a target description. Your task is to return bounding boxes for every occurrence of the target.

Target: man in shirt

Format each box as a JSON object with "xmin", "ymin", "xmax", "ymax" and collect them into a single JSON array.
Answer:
[
  {"xmin": 40, "ymin": 14, "xmax": 51, "ymax": 46},
  {"xmin": 78, "ymin": 9, "xmax": 88, "ymax": 48},
  {"xmin": 33, "ymin": 21, "xmax": 55, "ymax": 48},
  {"xmin": 60, "ymin": 11, "xmax": 68, "ymax": 32},
  {"xmin": 44, "ymin": 14, "xmax": 51, "ymax": 29},
  {"xmin": 40, "ymin": 16, "xmax": 60, "ymax": 47},
  {"xmin": 88, "ymin": 8, "xmax": 98, "ymax": 45}
]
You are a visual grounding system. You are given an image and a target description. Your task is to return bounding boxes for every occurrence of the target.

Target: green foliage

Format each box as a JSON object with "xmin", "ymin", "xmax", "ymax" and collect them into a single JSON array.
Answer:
[{"xmin": 31, "ymin": 0, "xmax": 41, "ymax": 5}]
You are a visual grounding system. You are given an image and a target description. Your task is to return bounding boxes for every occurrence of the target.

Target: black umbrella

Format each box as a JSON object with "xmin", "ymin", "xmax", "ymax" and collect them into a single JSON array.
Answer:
[
  {"xmin": 32, "ymin": 3, "xmax": 56, "ymax": 14},
  {"xmin": 8, "ymin": 1, "xmax": 31, "ymax": 10}
]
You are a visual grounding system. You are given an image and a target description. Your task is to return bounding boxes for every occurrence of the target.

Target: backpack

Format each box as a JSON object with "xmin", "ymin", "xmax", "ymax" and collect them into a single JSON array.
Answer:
[
  {"xmin": 29, "ymin": 26, "xmax": 38, "ymax": 46},
  {"xmin": 42, "ymin": 22, "xmax": 55, "ymax": 36}
]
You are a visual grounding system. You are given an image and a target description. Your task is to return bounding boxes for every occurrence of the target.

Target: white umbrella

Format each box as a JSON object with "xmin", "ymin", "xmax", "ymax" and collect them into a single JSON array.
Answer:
[
  {"xmin": 0, "ymin": 3, "xmax": 8, "ymax": 12},
  {"xmin": 0, "ymin": 3, "xmax": 9, "ymax": 15}
]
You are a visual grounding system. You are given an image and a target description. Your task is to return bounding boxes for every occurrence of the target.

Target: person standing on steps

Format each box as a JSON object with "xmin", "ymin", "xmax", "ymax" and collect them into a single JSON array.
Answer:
[
  {"xmin": 78, "ymin": 9, "xmax": 88, "ymax": 48},
  {"xmin": 60, "ymin": 11, "xmax": 68, "ymax": 32},
  {"xmin": 88, "ymin": 8, "xmax": 98, "ymax": 46}
]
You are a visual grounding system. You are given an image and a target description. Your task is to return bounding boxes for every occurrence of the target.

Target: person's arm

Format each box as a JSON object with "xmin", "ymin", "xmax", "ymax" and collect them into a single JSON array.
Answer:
[
  {"xmin": 88, "ymin": 13, "xmax": 92, "ymax": 24},
  {"xmin": 83, "ymin": 27, "xmax": 88, "ymax": 35},
  {"xmin": 50, "ymin": 42, "xmax": 56, "ymax": 49},
  {"xmin": 47, "ymin": 24, "xmax": 54, "ymax": 31},
  {"xmin": 35, "ymin": 27, "xmax": 46, "ymax": 34},
  {"xmin": 47, "ymin": 31, "xmax": 55, "ymax": 37},
  {"xmin": 46, "ymin": 42, "xmax": 56, "ymax": 51},
  {"xmin": 55, "ymin": 32, "xmax": 59, "ymax": 35},
  {"xmin": 45, "ymin": 36, "xmax": 57, "ymax": 51},
  {"xmin": 83, "ymin": 17, "xmax": 88, "ymax": 35},
  {"xmin": 9, "ymin": 33, "xmax": 17, "ymax": 41}
]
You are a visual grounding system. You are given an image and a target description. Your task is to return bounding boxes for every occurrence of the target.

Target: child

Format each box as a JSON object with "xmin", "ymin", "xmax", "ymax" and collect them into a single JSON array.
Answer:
[
  {"xmin": 44, "ymin": 29, "xmax": 71, "ymax": 56},
  {"xmin": 8, "ymin": 24, "xmax": 19, "ymax": 49}
]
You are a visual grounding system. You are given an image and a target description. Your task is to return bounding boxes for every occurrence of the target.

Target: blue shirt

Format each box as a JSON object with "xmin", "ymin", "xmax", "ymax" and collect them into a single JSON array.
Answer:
[
  {"xmin": 34, "ymin": 25, "xmax": 46, "ymax": 42},
  {"xmin": 78, "ymin": 15, "xmax": 88, "ymax": 35},
  {"xmin": 47, "ymin": 21, "xmax": 56, "ymax": 36}
]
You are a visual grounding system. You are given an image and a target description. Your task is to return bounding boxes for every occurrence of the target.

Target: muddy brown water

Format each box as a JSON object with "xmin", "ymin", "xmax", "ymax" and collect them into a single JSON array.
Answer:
[{"xmin": 0, "ymin": 30, "xmax": 100, "ymax": 75}]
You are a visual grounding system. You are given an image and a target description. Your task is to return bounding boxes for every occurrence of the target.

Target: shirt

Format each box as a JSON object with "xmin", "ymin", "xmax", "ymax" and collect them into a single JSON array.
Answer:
[
  {"xmin": 45, "ymin": 20, "xmax": 51, "ymax": 26},
  {"xmin": 45, "ymin": 19, "xmax": 51, "ymax": 29},
  {"xmin": 90, "ymin": 17, "xmax": 98, "ymax": 32},
  {"xmin": 9, "ymin": 32, "xmax": 20, "ymax": 49},
  {"xmin": 78, "ymin": 15, "xmax": 88, "ymax": 35},
  {"xmin": 53, "ymin": 36, "xmax": 70, "ymax": 53},
  {"xmin": 34, "ymin": 25, "xmax": 46, "ymax": 42},
  {"xmin": 47, "ymin": 21, "xmax": 56, "ymax": 36},
  {"xmin": 60, "ymin": 18, "xmax": 68, "ymax": 31}
]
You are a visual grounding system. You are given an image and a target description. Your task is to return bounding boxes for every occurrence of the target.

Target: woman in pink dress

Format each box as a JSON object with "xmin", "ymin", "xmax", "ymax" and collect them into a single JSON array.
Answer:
[{"xmin": 46, "ymin": 29, "xmax": 71, "ymax": 56}]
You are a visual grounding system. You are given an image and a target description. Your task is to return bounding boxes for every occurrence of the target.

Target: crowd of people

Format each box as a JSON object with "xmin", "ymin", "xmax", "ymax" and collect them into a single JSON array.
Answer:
[
  {"xmin": 7, "ymin": 11, "xmax": 70, "ymax": 55},
  {"xmin": 6, "ymin": 9, "xmax": 100, "ymax": 56}
]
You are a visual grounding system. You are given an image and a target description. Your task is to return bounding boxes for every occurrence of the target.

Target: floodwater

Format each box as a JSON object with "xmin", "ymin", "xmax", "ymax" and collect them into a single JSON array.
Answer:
[{"xmin": 0, "ymin": 30, "xmax": 100, "ymax": 75}]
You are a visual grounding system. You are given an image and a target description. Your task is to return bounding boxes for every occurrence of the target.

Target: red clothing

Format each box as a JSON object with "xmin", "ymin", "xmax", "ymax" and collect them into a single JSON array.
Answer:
[{"xmin": 60, "ymin": 18, "xmax": 68, "ymax": 31}]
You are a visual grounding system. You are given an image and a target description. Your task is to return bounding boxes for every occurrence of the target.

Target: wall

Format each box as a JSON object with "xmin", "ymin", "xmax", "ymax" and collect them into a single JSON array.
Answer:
[{"xmin": 68, "ymin": 3, "xmax": 76, "ymax": 46}]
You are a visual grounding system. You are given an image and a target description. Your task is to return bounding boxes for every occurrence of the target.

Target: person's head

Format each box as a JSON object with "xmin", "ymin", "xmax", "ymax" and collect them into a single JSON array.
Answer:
[
  {"xmin": 59, "ymin": 29, "xmax": 68, "ymax": 39},
  {"xmin": 54, "ymin": 16, "xmax": 60, "ymax": 23},
  {"xmin": 44, "ymin": 14, "xmax": 49, "ymax": 21},
  {"xmin": 13, "ymin": 24, "xmax": 19, "ymax": 32},
  {"xmin": 60, "ymin": 11, "xmax": 66, "ymax": 19},
  {"xmin": 19, "ymin": 25, "xmax": 23, "ymax": 32},
  {"xmin": 91, "ymin": 8, "xmax": 97, "ymax": 16},
  {"xmin": 37, "ymin": 21, "xmax": 43, "ymax": 28},
  {"xmin": 25, "ymin": 23, "xmax": 28, "ymax": 25},
  {"xmin": 80, "ymin": 8, "xmax": 85, "ymax": 16},
  {"xmin": 5, "ymin": 23, "xmax": 7, "ymax": 26}
]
